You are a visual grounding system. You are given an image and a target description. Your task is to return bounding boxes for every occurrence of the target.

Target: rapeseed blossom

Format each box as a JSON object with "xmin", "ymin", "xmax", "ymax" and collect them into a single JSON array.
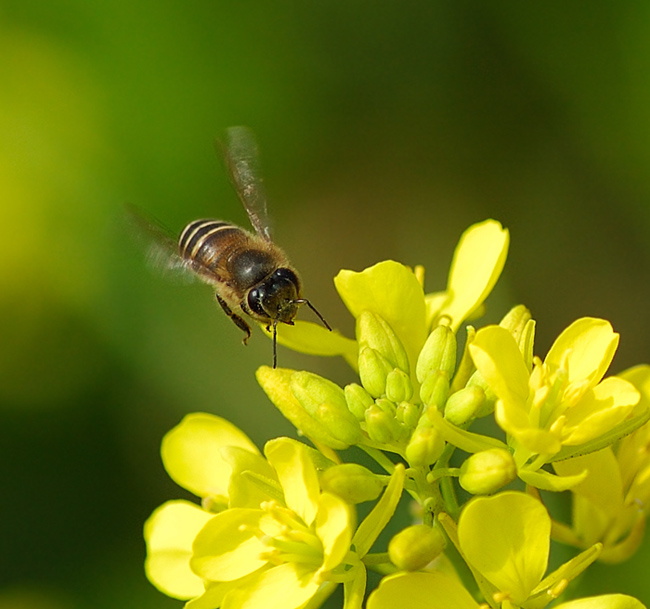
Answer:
[{"xmin": 145, "ymin": 219, "xmax": 650, "ymax": 608}]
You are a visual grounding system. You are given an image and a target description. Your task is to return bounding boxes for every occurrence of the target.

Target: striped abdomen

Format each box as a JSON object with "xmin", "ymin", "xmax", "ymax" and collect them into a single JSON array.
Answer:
[{"xmin": 178, "ymin": 219, "xmax": 279, "ymax": 290}]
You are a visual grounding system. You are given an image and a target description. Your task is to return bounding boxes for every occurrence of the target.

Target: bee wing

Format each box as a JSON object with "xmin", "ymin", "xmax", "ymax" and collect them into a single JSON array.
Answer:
[
  {"xmin": 217, "ymin": 126, "xmax": 273, "ymax": 241},
  {"xmin": 125, "ymin": 204, "xmax": 197, "ymax": 283}
]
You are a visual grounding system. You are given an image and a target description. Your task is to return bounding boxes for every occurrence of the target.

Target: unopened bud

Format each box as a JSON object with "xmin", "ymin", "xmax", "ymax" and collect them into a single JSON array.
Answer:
[
  {"xmin": 359, "ymin": 346, "xmax": 393, "ymax": 398},
  {"xmin": 357, "ymin": 311, "xmax": 410, "ymax": 374},
  {"xmin": 386, "ymin": 368, "xmax": 413, "ymax": 403},
  {"xmin": 388, "ymin": 524, "xmax": 446, "ymax": 571},
  {"xmin": 416, "ymin": 323, "xmax": 457, "ymax": 384},
  {"xmin": 466, "ymin": 371, "xmax": 496, "ymax": 417},
  {"xmin": 500, "ymin": 305, "xmax": 535, "ymax": 371},
  {"xmin": 459, "ymin": 448, "xmax": 516, "ymax": 495},
  {"xmin": 320, "ymin": 463, "xmax": 384, "ymax": 504},
  {"xmin": 365, "ymin": 404, "xmax": 400, "ymax": 444},
  {"xmin": 419, "ymin": 371, "xmax": 449, "ymax": 410},
  {"xmin": 257, "ymin": 366, "xmax": 348, "ymax": 450},
  {"xmin": 345, "ymin": 383, "xmax": 374, "ymax": 421},
  {"xmin": 444, "ymin": 386, "xmax": 485, "ymax": 426},
  {"xmin": 396, "ymin": 401, "xmax": 421, "ymax": 430},
  {"xmin": 405, "ymin": 423, "xmax": 445, "ymax": 467},
  {"xmin": 291, "ymin": 372, "xmax": 362, "ymax": 445}
]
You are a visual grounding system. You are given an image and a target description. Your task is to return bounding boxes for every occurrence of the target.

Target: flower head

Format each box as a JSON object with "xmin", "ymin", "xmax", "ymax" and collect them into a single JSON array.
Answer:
[{"xmin": 470, "ymin": 319, "xmax": 641, "ymax": 474}]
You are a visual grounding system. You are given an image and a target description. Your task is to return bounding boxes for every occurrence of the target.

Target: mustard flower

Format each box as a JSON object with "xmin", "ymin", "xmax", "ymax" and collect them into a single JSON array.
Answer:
[
  {"xmin": 144, "ymin": 413, "xmax": 271, "ymax": 599},
  {"xmin": 551, "ymin": 365, "xmax": 650, "ymax": 562},
  {"xmin": 469, "ymin": 318, "xmax": 642, "ymax": 490},
  {"xmin": 186, "ymin": 437, "xmax": 357, "ymax": 609}
]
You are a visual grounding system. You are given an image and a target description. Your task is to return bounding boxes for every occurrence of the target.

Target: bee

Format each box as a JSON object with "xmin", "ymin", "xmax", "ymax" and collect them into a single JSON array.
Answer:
[{"xmin": 130, "ymin": 126, "xmax": 331, "ymax": 368}]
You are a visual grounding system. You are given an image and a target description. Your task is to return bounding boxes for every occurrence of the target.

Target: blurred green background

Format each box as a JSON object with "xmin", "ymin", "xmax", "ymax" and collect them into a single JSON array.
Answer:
[{"xmin": 3, "ymin": 1, "xmax": 650, "ymax": 607}]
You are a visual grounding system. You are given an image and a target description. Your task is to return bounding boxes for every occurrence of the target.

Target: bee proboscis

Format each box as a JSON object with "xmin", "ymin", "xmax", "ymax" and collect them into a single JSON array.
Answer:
[{"xmin": 129, "ymin": 126, "xmax": 331, "ymax": 367}]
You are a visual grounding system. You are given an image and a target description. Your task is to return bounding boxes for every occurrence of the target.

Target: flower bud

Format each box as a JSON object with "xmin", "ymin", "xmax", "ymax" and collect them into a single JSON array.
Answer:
[
  {"xmin": 388, "ymin": 524, "xmax": 446, "ymax": 571},
  {"xmin": 365, "ymin": 404, "xmax": 400, "ymax": 444},
  {"xmin": 291, "ymin": 371, "xmax": 362, "ymax": 445},
  {"xmin": 459, "ymin": 448, "xmax": 516, "ymax": 495},
  {"xmin": 396, "ymin": 401, "xmax": 420, "ymax": 430},
  {"xmin": 444, "ymin": 386, "xmax": 485, "ymax": 426},
  {"xmin": 419, "ymin": 370, "xmax": 449, "ymax": 410},
  {"xmin": 405, "ymin": 423, "xmax": 445, "ymax": 467},
  {"xmin": 385, "ymin": 368, "xmax": 413, "ymax": 403},
  {"xmin": 344, "ymin": 383, "xmax": 374, "ymax": 421},
  {"xmin": 257, "ymin": 366, "xmax": 349, "ymax": 449},
  {"xmin": 500, "ymin": 305, "xmax": 535, "ymax": 371},
  {"xmin": 357, "ymin": 311, "xmax": 410, "ymax": 374},
  {"xmin": 359, "ymin": 346, "xmax": 393, "ymax": 398},
  {"xmin": 416, "ymin": 323, "xmax": 457, "ymax": 384},
  {"xmin": 320, "ymin": 463, "xmax": 384, "ymax": 504},
  {"xmin": 466, "ymin": 371, "xmax": 497, "ymax": 417}
]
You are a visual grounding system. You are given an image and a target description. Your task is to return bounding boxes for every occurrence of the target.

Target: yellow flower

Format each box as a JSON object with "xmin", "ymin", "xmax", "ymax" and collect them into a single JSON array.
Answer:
[
  {"xmin": 187, "ymin": 438, "xmax": 356, "ymax": 609},
  {"xmin": 470, "ymin": 318, "xmax": 640, "ymax": 476},
  {"xmin": 144, "ymin": 413, "xmax": 276, "ymax": 599},
  {"xmin": 552, "ymin": 365, "xmax": 650, "ymax": 562}
]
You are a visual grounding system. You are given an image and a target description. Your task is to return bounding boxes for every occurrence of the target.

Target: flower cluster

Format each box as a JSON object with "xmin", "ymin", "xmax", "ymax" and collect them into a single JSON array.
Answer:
[{"xmin": 145, "ymin": 220, "xmax": 650, "ymax": 609}]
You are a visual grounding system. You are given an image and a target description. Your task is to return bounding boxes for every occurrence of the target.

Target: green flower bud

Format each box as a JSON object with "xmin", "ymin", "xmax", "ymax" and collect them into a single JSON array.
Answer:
[
  {"xmin": 357, "ymin": 311, "xmax": 410, "ymax": 374},
  {"xmin": 466, "ymin": 371, "xmax": 496, "ymax": 417},
  {"xmin": 405, "ymin": 423, "xmax": 445, "ymax": 467},
  {"xmin": 375, "ymin": 397, "xmax": 396, "ymax": 415},
  {"xmin": 385, "ymin": 368, "xmax": 413, "ymax": 403},
  {"xmin": 444, "ymin": 386, "xmax": 485, "ymax": 426},
  {"xmin": 416, "ymin": 323, "xmax": 457, "ymax": 384},
  {"xmin": 459, "ymin": 448, "xmax": 517, "ymax": 495},
  {"xmin": 344, "ymin": 383, "xmax": 374, "ymax": 421},
  {"xmin": 365, "ymin": 404, "xmax": 400, "ymax": 444},
  {"xmin": 257, "ymin": 366, "xmax": 349, "ymax": 450},
  {"xmin": 291, "ymin": 371, "xmax": 362, "ymax": 445},
  {"xmin": 419, "ymin": 370, "xmax": 449, "ymax": 410},
  {"xmin": 499, "ymin": 304, "xmax": 531, "ymax": 341},
  {"xmin": 388, "ymin": 524, "xmax": 446, "ymax": 571},
  {"xmin": 320, "ymin": 463, "xmax": 384, "ymax": 504},
  {"xmin": 359, "ymin": 346, "xmax": 393, "ymax": 398},
  {"xmin": 396, "ymin": 401, "xmax": 421, "ymax": 430},
  {"xmin": 499, "ymin": 305, "xmax": 535, "ymax": 371}
]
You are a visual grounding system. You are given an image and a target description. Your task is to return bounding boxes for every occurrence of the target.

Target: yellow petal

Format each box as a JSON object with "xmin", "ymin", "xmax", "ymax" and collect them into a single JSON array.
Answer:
[
  {"xmin": 367, "ymin": 572, "xmax": 479, "ymax": 609},
  {"xmin": 334, "ymin": 261, "xmax": 427, "ymax": 371},
  {"xmin": 545, "ymin": 318, "xmax": 619, "ymax": 386},
  {"xmin": 459, "ymin": 492, "xmax": 549, "ymax": 603},
  {"xmin": 143, "ymin": 500, "xmax": 213, "ymax": 599},
  {"xmin": 226, "ymin": 563, "xmax": 320, "ymax": 609},
  {"xmin": 191, "ymin": 508, "xmax": 274, "ymax": 582},
  {"xmin": 554, "ymin": 449, "xmax": 623, "ymax": 517},
  {"xmin": 265, "ymin": 438, "xmax": 320, "ymax": 526},
  {"xmin": 315, "ymin": 492, "xmax": 353, "ymax": 572},
  {"xmin": 555, "ymin": 594, "xmax": 648, "ymax": 609},
  {"xmin": 439, "ymin": 219, "xmax": 509, "ymax": 332},
  {"xmin": 563, "ymin": 378, "xmax": 639, "ymax": 445},
  {"xmin": 470, "ymin": 326, "xmax": 531, "ymax": 408},
  {"xmin": 161, "ymin": 413, "xmax": 259, "ymax": 499}
]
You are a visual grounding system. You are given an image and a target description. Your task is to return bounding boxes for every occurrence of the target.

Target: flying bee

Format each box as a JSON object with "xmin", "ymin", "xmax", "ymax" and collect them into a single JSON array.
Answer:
[{"xmin": 129, "ymin": 126, "xmax": 331, "ymax": 367}]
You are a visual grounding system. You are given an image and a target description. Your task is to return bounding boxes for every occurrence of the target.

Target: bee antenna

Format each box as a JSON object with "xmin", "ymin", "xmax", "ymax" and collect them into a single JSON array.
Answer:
[{"xmin": 293, "ymin": 299, "xmax": 332, "ymax": 331}]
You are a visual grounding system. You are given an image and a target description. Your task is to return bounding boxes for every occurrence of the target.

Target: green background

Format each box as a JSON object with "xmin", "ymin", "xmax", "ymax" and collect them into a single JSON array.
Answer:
[{"xmin": 2, "ymin": 2, "xmax": 650, "ymax": 607}]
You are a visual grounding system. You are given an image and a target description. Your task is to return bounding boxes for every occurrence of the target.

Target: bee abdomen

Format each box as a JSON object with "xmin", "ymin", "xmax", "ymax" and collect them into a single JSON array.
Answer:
[{"xmin": 178, "ymin": 219, "xmax": 241, "ymax": 264}]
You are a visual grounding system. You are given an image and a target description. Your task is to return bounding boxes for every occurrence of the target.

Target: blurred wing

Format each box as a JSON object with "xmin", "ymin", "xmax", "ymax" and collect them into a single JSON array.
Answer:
[
  {"xmin": 217, "ymin": 126, "xmax": 273, "ymax": 241},
  {"xmin": 125, "ymin": 204, "xmax": 196, "ymax": 283}
]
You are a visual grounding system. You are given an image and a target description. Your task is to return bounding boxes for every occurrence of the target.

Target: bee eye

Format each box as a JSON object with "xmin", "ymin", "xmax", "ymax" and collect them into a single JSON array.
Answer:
[
  {"xmin": 247, "ymin": 286, "xmax": 267, "ymax": 316},
  {"xmin": 273, "ymin": 267, "xmax": 300, "ymax": 288}
]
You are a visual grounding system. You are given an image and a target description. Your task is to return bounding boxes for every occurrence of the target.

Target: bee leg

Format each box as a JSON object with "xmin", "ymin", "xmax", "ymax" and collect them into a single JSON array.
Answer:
[{"xmin": 216, "ymin": 294, "xmax": 252, "ymax": 344}]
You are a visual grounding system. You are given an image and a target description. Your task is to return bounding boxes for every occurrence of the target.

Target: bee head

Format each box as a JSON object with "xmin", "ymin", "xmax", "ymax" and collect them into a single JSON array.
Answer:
[{"xmin": 247, "ymin": 267, "xmax": 301, "ymax": 324}]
